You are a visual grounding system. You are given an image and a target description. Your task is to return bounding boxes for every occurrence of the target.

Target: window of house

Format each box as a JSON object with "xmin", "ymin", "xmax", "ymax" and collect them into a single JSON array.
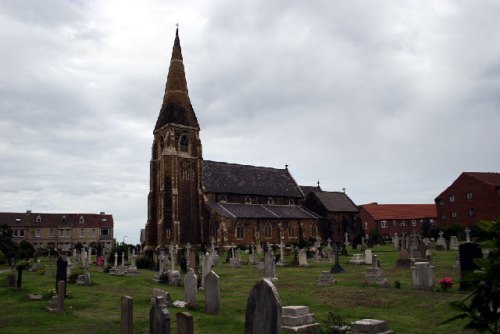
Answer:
[
  {"xmin": 466, "ymin": 192, "xmax": 473, "ymax": 200},
  {"xmin": 209, "ymin": 219, "xmax": 217, "ymax": 238},
  {"xmin": 311, "ymin": 223, "xmax": 318, "ymax": 236},
  {"xmin": 380, "ymin": 221, "xmax": 388, "ymax": 228},
  {"xmin": 451, "ymin": 211, "xmax": 457, "ymax": 219},
  {"xmin": 80, "ymin": 229, "xmax": 85, "ymax": 237},
  {"xmin": 449, "ymin": 195, "xmax": 455, "ymax": 203},
  {"xmin": 244, "ymin": 196, "xmax": 252, "ymax": 204},
  {"xmin": 35, "ymin": 228, "xmax": 41, "ymax": 237},
  {"xmin": 441, "ymin": 214, "xmax": 446, "ymax": 220},
  {"xmin": 400, "ymin": 220, "xmax": 406, "ymax": 227},
  {"xmin": 412, "ymin": 220, "xmax": 417, "ymax": 227},
  {"xmin": 235, "ymin": 223, "xmax": 244, "ymax": 239},
  {"xmin": 49, "ymin": 228, "xmax": 54, "ymax": 237},
  {"xmin": 101, "ymin": 228, "xmax": 109, "ymax": 236},
  {"xmin": 438, "ymin": 199, "xmax": 444, "ymax": 206},
  {"xmin": 35, "ymin": 215, "xmax": 42, "ymax": 223},
  {"xmin": 429, "ymin": 219, "xmax": 434, "ymax": 223},
  {"xmin": 92, "ymin": 229, "xmax": 96, "ymax": 236},
  {"xmin": 220, "ymin": 195, "xmax": 227, "ymax": 203},
  {"xmin": 264, "ymin": 223, "xmax": 272, "ymax": 238},
  {"xmin": 62, "ymin": 216, "xmax": 66, "ymax": 224},
  {"xmin": 267, "ymin": 197, "xmax": 274, "ymax": 205},
  {"xmin": 15, "ymin": 217, "xmax": 21, "ymax": 222},
  {"xmin": 468, "ymin": 208, "xmax": 475, "ymax": 217}
]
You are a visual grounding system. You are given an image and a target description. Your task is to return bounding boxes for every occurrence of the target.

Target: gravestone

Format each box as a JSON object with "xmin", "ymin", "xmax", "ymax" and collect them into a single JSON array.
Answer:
[
  {"xmin": 350, "ymin": 319, "xmax": 394, "ymax": 334},
  {"xmin": 281, "ymin": 306, "xmax": 321, "ymax": 333},
  {"xmin": 244, "ymin": 278, "xmax": 282, "ymax": 334},
  {"xmin": 56, "ymin": 255, "xmax": 68, "ymax": 297},
  {"xmin": 184, "ymin": 269, "xmax": 197, "ymax": 307},
  {"xmin": 393, "ymin": 233, "xmax": 399, "ymax": 250},
  {"xmin": 200, "ymin": 252, "xmax": 214, "ymax": 289},
  {"xmin": 317, "ymin": 271, "xmax": 336, "ymax": 285},
  {"xmin": 298, "ymin": 249, "xmax": 309, "ymax": 267},
  {"xmin": 121, "ymin": 296, "xmax": 133, "ymax": 334},
  {"xmin": 449, "ymin": 236, "xmax": 459, "ymax": 250},
  {"xmin": 464, "ymin": 228, "xmax": 471, "ymax": 242},
  {"xmin": 411, "ymin": 262, "xmax": 435, "ymax": 290},
  {"xmin": 176, "ymin": 312, "xmax": 194, "ymax": 334},
  {"xmin": 151, "ymin": 288, "xmax": 172, "ymax": 306},
  {"xmin": 396, "ymin": 248, "xmax": 412, "ymax": 267},
  {"xmin": 435, "ymin": 231, "xmax": 447, "ymax": 250},
  {"xmin": 364, "ymin": 249, "xmax": 373, "ymax": 265},
  {"xmin": 459, "ymin": 242, "xmax": 483, "ymax": 290},
  {"xmin": 204, "ymin": 271, "xmax": 220, "ymax": 315},
  {"xmin": 330, "ymin": 244, "xmax": 344, "ymax": 274},
  {"xmin": 348, "ymin": 254, "xmax": 365, "ymax": 265},
  {"xmin": 264, "ymin": 248, "xmax": 278, "ymax": 281},
  {"xmin": 150, "ymin": 296, "xmax": 170, "ymax": 334},
  {"xmin": 363, "ymin": 255, "xmax": 388, "ymax": 287},
  {"xmin": 47, "ymin": 281, "xmax": 66, "ymax": 313}
]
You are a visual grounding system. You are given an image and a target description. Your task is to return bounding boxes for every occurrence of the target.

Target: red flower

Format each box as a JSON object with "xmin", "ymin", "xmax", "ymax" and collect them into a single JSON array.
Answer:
[{"xmin": 438, "ymin": 277, "xmax": 453, "ymax": 291}]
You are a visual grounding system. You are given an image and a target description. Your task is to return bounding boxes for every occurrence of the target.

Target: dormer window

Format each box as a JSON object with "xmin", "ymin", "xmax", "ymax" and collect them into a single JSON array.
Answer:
[
  {"xmin": 35, "ymin": 215, "xmax": 42, "ymax": 223},
  {"xmin": 179, "ymin": 134, "xmax": 189, "ymax": 152},
  {"xmin": 288, "ymin": 199, "xmax": 295, "ymax": 205},
  {"xmin": 244, "ymin": 196, "xmax": 252, "ymax": 205},
  {"xmin": 267, "ymin": 197, "xmax": 274, "ymax": 205},
  {"xmin": 79, "ymin": 216, "xmax": 85, "ymax": 224},
  {"xmin": 220, "ymin": 195, "xmax": 227, "ymax": 203},
  {"xmin": 62, "ymin": 215, "xmax": 66, "ymax": 223},
  {"xmin": 15, "ymin": 217, "xmax": 21, "ymax": 222}
]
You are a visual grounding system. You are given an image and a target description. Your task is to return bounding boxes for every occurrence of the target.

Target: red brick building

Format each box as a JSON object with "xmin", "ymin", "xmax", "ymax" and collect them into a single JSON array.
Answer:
[
  {"xmin": 434, "ymin": 172, "xmax": 500, "ymax": 228},
  {"xmin": 359, "ymin": 203, "xmax": 437, "ymax": 239}
]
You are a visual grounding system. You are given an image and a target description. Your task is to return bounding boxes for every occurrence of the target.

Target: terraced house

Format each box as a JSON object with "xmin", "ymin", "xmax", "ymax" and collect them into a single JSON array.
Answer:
[{"xmin": 0, "ymin": 211, "xmax": 114, "ymax": 251}]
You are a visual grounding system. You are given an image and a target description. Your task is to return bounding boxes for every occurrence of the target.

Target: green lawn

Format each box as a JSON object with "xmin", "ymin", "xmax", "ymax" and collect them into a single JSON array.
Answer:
[{"xmin": 0, "ymin": 245, "xmax": 474, "ymax": 333}]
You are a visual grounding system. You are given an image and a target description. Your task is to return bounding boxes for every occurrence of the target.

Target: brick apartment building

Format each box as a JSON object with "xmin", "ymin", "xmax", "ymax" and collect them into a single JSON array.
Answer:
[
  {"xmin": 435, "ymin": 172, "xmax": 500, "ymax": 228},
  {"xmin": 359, "ymin": 203, "xmax": 437, "ymax": 239},
  {"xmin": 0, "ymin": 211, "xmax": 114, "ymax": 251}
]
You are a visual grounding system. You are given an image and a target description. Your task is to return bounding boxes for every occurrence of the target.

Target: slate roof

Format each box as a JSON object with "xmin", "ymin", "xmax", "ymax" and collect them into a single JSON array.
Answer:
[
  {"xmin": 300, "ymin": 185, "xmax": 322, "ymax": 195},
  {"xmin": 203, "ymin": 160, "xmax": 304, "ymax": 197},
  {"xmin": 0, "ymin": 212, "xmax": 114, "ymax": 228},
  {"xmin": 206, "ymin": 202, "xmax": 319, "ymax": 219},
  {"xmin": 312, "ymin": 191, "xmax": 359, "ymax": 213},
  {"xmin": 463, "ymin": 172, "xmax": 500, "ymax": 187},
  {"xmin": 360, "ymin": 203, "xmax": 437, "ymax": 220}
]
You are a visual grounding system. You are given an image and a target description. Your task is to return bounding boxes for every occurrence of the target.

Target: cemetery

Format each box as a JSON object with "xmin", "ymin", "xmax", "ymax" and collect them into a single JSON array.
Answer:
[{"xmin": 0, "ymin": 238, "xmax": 488, "ymax": 334}]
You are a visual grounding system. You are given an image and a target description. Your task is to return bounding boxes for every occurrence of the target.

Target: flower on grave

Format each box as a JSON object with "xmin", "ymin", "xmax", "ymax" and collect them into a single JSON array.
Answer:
[
  {"xmin": 44, "ymin": 288, "xmax": 57, "ymax": 300},
  {"xmin": 439, "ymin": 277, "xmax": 453, "ymax": 291},
  {"xmin": 96, "ymin": 256, "xmax": 104, "ymax": 266}
]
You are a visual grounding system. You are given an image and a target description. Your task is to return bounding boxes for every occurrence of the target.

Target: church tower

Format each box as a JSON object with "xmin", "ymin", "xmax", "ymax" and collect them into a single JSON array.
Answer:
[{"xmin": 144, "ymin": 28, "xmax": 204, "ymax": 252}]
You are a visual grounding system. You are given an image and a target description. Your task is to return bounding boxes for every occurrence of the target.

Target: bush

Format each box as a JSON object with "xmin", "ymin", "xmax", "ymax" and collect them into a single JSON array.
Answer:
[{"xmin": 136, "ymin": 256, "xmax": 152, "ymax": 269}]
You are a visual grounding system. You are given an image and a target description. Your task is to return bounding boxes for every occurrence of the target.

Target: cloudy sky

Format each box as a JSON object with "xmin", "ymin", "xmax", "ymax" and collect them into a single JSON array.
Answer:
[{"xmin": 1, "ymin": 1, "xmax": 499, "ymax": 244}]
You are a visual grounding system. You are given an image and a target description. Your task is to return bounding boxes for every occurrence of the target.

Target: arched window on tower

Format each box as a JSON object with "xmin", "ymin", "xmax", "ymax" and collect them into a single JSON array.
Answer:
[
  {"xmin": 235, "ymin": 223, "xmax": 244, "ymax": 239},
  {"xmin": 179, "ymin": 134, "xmax": 189, "ymax": 152},
  {"xmin": 209, "ymin": 218, "xmax": 217, "ymax": 239},
  {"xmin": 288, "ymin": 222, "xmax": 297, "ymax": 238},
  {"xmin": 264, "ymin": 222, "xmax": 272, "ymax": 238},
  {"xmin": 311, "ymin": 223, "xmax": 318, "ymax": 237}
]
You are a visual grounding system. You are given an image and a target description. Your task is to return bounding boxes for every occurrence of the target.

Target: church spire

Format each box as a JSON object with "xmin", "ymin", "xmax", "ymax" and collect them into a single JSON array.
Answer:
[{"xmin": 154, "ymin": 27, "xmax": 199, "ymax": 131}]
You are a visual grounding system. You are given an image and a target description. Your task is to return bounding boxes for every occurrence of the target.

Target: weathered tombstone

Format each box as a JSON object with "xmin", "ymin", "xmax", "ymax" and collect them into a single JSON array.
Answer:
[
  {"xmin": 464, "ymin": 228, "xmax": 471, "ymax": 242},
  {"xmin": 244, "ymin": 279, "xmax": 282, "ymax": 334},
  {"xmin": 459, "ymin": 242, "xmax": 483, "ymax": 290},
  {"xmin": 56, "ymin": 255, "xmax": 68, "ymax": 297},
  {"xmin": 350, "ymin": 319, "xmax": 394, "ymax": 334},
  {"xmin": 277, "ymin": 241, "xmax": 286, "ymax": 266},
  {"xmin": 449, "ymin": 236, "xmax": 459, "ymax": 250},
  {"xmin": 363, "ymin": 255, "xmax": 388, "ymax": 287},
  {"xmin": 200, "ymin": 252, "xmax": 213, "ymax": 289},
  {"xmin": 159, "ymin": 251, "xmax": 166, "ymax": 273},
  {"xmin": 282, "ymin": 306, "xmax": 321, "ymax": 333},
  {"xmin": 184, "ymin": 269, "xmax": 197, "ymax": 307},
  {"xmin": 150, "ymin": 296, "xmax": 170, "ymax": 334},
  {"xmin": 57, "ymin": 280, "xmax": 65, "ymax": 313},
  {"xmin": 435, "ymin": 231, "xmax": 447, "ymax": 250},
  {"xmin": 396, "ymin": 248, "xmax": 412, "ymax": 267},
  {"xmin": 121, "ymin": 296, "xmax": 133, "ymax": 334},
  {"xmin": 330, "ymin": 244, "xmax": 344, "ymax": 274},
  {"xmin": 411, "ymin": 262, "xmax": 435, "ymax": 290},
  {"xmin": 393, "ymin": 233, "xmax": 399, "ymax": 250},
  {"xmin": 364, "ymin": 249, "xmax": 373, "ymax": 265},
  {"xmin": 176, "ymin": 312, "xmax": 194, "ymax": 334},
  {"xmin": 151, "ymin": 288, "xmax": 172, "ymax": 306},
  {"xmin": 298, "ymin": 249, "xmax": 309, "ymax": 267},
  {"xmin": 317, "ymin": 271, "xmax": 336, "ymax": 285},
  {"xmin": 114, "ymin": 252, "xmax": 118, "ymax": 268},
  {"xmin": 348, "ymin": 254, "xmax": 365, "ymax": 264},
  {"xmin": 264, "ymin": 248, "xmax": 278, "ymax": 281},
  {"xmin": 204, "ymin": 271, "xmax": 220, "ymax": 315}
]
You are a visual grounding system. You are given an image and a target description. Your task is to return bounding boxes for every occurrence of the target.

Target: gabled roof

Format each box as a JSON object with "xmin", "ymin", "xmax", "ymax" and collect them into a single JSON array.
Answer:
[
  {"xmin": 300, "ymin": 185, "xmax": 322, "ymax": 195},
  {"xmin": 464, "ymin": 172, "xmax": 500, "ymax": 187},
  {"xmin": 203, "ymin": 160, "xmax": 304, "ymax": 198},
  {"xmin": 360, "ymin": 203, "xmax": 437, "ymax": 220},
  {"xmin": 0, "ymin": 212, "xmax": 114, "ymax": 228},
  {"xmin": 435, "ymin": 172, "xmax": 500, "ymax": 199},
  {"xmin": 155, "ymin": 28, "xmax": 199, "ymax": 130},
  {"xmin": 311, "ymin": 191, "xmax": 359, "ymax": 213},
  {"xmin": 206, "ymin": 202, "xmax": 319, "ymax": 219}
]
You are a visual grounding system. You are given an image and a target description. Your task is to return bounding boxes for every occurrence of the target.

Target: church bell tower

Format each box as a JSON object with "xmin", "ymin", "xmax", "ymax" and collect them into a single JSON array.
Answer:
[{"xmin": 144, "ymin": 28, "xmax": 204, "ymax": 252}]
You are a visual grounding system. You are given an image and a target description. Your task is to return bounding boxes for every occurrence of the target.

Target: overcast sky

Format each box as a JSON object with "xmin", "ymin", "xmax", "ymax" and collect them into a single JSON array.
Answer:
[{"xmin": 1, "ymin": 1, "xmax": 499, "ymax": 244}]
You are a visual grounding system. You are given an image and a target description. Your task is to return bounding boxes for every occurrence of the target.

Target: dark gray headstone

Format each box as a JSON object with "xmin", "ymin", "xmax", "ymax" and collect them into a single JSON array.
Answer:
[
  {"xmin": 204, "ymin": 271, "xmax": 220, "ymax": 315},
  {"xmin": 56, "ymin": 255, "xmax": 68, "ymax": 296},
  {"xmin": 244, "ymin": 278, "xmax": 282, "ymax": 334},
  {"xmin": 459, "ymin": 242, "xmax": 483, "ymax": 290},
  {"xmin": 176, "ymin": 312, "xmax": 194, "ymax": 334},
  {"xmin": 121, "ymin": 296, "xmax": 133, "ymax": 334},
  {"xmin": 150, "ymin": 296, "xmax": 170, "ymax": 334}
]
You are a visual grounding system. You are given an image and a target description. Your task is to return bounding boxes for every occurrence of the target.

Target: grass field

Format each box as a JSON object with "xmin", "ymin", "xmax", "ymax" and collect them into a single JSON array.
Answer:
[{"xmin": 0, "ymin": 245, "xmax": 474, "ymax": 333}]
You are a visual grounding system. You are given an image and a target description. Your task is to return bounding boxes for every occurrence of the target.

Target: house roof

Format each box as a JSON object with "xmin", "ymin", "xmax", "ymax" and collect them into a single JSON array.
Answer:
[
  {"xmin": 203, "ymin": 160, "xmax": 304, "ymax": 198},
  {"xmin": 464, "ymin": 172, "xmax": 500, "ymax": 187},
  {"xmin": 206, "ymin": 202, "xmax": 319, "ymax": 219},
  {"xmin": 0, "ymin": 212, "xmax": 114, "ymax": 228},
  {"xmin": 311, "ymin": 191, "xmax": 359, "ymax": 213},
  {"xmin": 155, "ymin": 28, "xmax": 199, "ymax": 131},
  {"xmin": 300, "ymin": 185, "xmax": 322, "ymax": 195},
  {"xmin": 360, "ymin": 203, "xmax": 437, "ymax": 220}
]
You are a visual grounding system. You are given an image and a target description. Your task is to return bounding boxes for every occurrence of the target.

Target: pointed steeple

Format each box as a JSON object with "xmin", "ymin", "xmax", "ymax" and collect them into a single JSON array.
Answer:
[{"xmin": 155, "ymin": 28, "xmax": 199, "ymax": 131}]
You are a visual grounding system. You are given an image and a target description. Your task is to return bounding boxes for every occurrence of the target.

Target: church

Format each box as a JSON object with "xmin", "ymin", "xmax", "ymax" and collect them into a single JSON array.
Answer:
[{"xmin": 143, "ymin": 29, "xmax": 360, "ymax": 253}]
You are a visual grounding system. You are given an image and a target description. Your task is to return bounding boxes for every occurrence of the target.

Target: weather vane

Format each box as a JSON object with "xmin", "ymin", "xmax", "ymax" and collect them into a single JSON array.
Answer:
[{"xmin": 176, "ymin": 22, "xmax": 179, "ymax": 29}]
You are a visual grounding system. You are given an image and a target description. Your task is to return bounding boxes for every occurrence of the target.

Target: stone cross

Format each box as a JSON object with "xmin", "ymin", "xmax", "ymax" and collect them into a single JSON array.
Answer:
[
  {"xmin": 130, "ymin": 249, "xmax": 136, "ymax": 267},
  {"xmin": 344, "ymin": 232, "xmax": 349, "ymax": 246},
  {"xmin": 279, "ymin": 241, "xmax": 285, "ymax": 264},
  {"xmin": 121, "ymin": 252, "xmax": 125, "ymax": 267},
  {"xmin": 438, "ymin": 231, "xmax": 444, "ymax": 239},
  {"xmin": 231, "ymin": 243, "xmax": 235, "ymax": 259},
  {"xmin": 169, "ymin": 244, "xmax": 175, "ymax": 271},
  {"xmin": 327, "ymin": 238, "xmax": 332, "ymax": 250},
  {"xmin": 114, "ymin": 252, "xmax": 118, "ymax": 268},
  {"xmin": 465, "ymin": 228, "xmax": 471, "ymax": 242},
  {"xmin": 88, "ymin": 247, "xmax": 92, "ymax": 264}
]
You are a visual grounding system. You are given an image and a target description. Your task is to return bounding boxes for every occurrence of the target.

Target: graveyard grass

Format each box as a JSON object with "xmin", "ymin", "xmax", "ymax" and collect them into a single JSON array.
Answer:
[{"xmin": 0, "ymin": 245, "xmax": 474, "ymax": 334}]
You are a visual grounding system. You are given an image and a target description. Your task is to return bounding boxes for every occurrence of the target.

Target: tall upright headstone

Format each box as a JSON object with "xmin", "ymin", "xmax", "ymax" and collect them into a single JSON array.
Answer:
[
  {"xmin": 184, "ymin": 269, "xmax": 197, "ymax": 307},
  {"xmin": 459, "ymin": 242, "xmax": 483, "ymax": 290},
  {"xmin": 204, "ymin": 271, "xmax": 220, "ymax": 315},
  {"xmin": 56, "ymin": 255, "xmax": 68, "ymax": 297},
  {"xmin": 150, "ymin": 296, "xmax": 170, "ymax": 334},
  {"xmin": 121, "ymin": 296, "xmax": 133, "ymax": 334},
  {"xmin": 264, "ymin": 248, "xmax": 278, "ymax": 281},
  {"xmin": 244, "ymin": 279, "xmax": 282, "ymax": 334},
  {"xmin": 200, "ymin": 252, "xmax": 213, "ymax": 289},
  {"xmin": 177, "ymin": 312, "xmax": 194, "ymax": 334}
]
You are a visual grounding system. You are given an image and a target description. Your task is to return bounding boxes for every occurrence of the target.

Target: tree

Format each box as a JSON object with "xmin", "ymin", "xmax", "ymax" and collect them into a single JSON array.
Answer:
[
  {"xmin": 442, "ymin": 218, "xmax": 500, "ymax": 333},
  {"xmin": 0, "ymin": 224, "xmax": 17, "ymax": 260}
]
